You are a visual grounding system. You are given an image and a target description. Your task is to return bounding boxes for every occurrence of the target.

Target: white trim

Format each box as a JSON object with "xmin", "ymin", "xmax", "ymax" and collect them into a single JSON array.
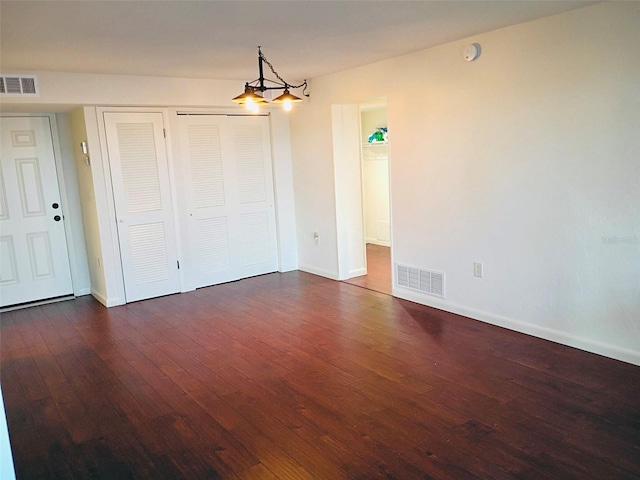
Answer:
[
  {"xmin": 365, "ymin": 238, "xmax": 390, "ymax": 247},
  {"xmin": 279, "ymin": 265, "xmax": 298, "ymax": 273},
  {"xmin": 48, "ymin": 114, "xmax": 87, "ymax": 297},
  {"xmin": 268, "ymin": 111, "xmax": 299, "ymax": 274},
  {"xmin": 91, "ymin": 288, "xmax": 108, "ymax": 306},
  {"xmin": 0, "ymin": 113, "xmax": 81, "ymax": 302},
  {"xmin": 96, "ymin": 107, "xmax": 177, "ymax": 303},
  {"xmin": 348, "ymin": 267, "xmax": 367, "ymax": 278},
  {"xmin": 91, "ymin": 288, "xmax": 124, "ymax": 307},
  {"xmin": 298, "ymin": 265, "xmax": 340, "ymax": 280},
  {"xmin": 332, "ymin": 103, "xmax": 367, "ymax": 281},
  {"xmin": 393, "ymin": 286, "xmax": 640, "ymax": 367},
  {"xmin": 167, "ymin": 108, "xmax": 195, "ymax": 291},
  {"xmin": 0, "ymin": 295, "xmax": 75, "ymax": 313},
  {"xmin": 0, "ymin": 386, "xmax": 16, "ymax": 480},
  {"xmin": 176, "ymin": 108, "xmax": 270, "ymax": 116},
  {"xmin": 159, "ymin": 109, "xmax": 186, "ymax": 292},
  {"xmin": 99, "ymin": 109, "xmax": 181, "ymax": 303},
  {"xmin": 90, "ymin": 107, "xmax": 126, "ymax": 303}
]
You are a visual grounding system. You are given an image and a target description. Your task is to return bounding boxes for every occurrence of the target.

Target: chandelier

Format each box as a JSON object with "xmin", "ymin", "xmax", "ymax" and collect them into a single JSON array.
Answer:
[{"xmin": 232, "ymin": 47, "xmax": 308, "ymax": 113}]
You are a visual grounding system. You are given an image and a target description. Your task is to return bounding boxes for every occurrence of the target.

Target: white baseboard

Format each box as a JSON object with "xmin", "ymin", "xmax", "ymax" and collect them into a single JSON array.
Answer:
[
  {"xmin": 91, "ymin": 289, "xmax": 124, "ymax": 308},
  {"xmin": 279, "ymin": 264, "xmax": 299, "ymax": 273},
  {"xmin": 298, "ymin": 264, "xmax": 340, "ymax": 280},
  {"xmin": 393, "ymin": 286, "xmax": 640, "ymax": 367},
  {"xmin": 347, "ymin": 267, "xmax": 367, "ymax": 279},
  {"xmin": 74, "ymin": 287, "xmax": 91, "ymax": 297},
  {"xmin": 365, "ymin": 238, "xmax": 390, "ymax": 247}
]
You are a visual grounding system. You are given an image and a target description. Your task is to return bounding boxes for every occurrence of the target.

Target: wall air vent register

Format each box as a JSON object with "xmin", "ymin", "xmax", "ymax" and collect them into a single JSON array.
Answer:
[
  {"xmin": 396, "ymin": 264, "xmax": 445, "ymax": 298},
  {"xmin": 0, "ymin": 75, "xmax": 39, "ymax": 96}
]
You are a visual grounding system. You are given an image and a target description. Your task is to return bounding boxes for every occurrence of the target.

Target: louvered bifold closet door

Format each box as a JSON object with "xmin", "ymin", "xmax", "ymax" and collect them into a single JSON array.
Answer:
[
  {"xmin": 104, "ymin": 112, "xmax": 180, "ymax": 302},
  {"xmin": 178, "ymin": 114, "xmax": 278, "ymax": 289}
]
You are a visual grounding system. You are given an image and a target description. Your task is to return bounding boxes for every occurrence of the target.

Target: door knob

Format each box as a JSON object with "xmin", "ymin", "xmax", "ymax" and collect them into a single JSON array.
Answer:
[
  {"xmin": 54, "ymin": 215, "xmax": 61, "ymax": 221},
  {"xmin": 52, "ymin": 202, "xmax": 59, "ymax": 209}
]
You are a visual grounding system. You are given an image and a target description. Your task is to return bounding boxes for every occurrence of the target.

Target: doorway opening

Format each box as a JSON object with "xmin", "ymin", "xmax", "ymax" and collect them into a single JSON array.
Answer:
[
  {"xmin": 343, "ymin": 101, "xmax": 391, "ymax": 295},
  {"xmin": 0, "ymin": 115, "xmax": 75, "ymax": 308}
]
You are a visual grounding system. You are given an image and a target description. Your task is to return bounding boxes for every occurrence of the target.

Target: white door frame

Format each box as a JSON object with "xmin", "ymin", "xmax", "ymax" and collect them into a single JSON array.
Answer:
[
  {"xmin": 331, "ymin": 104, "xmax": 367, "ymax": 280},
  {"xmin": 0, "ymin": 113, "xmax": 87, "ymax": 301},
  {"xmin": 331, "ymin": 99, "xmax": 394, "ymax": 284},
  {"xmin": 96, "ymin": 107, "xmax": 184, "ymax": 302}
]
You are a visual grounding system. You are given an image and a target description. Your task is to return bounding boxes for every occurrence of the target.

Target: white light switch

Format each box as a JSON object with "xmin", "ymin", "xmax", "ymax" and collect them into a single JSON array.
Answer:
[{"xmin": 474, "ymin": 262, "xmax": 483, "ymax": 278}]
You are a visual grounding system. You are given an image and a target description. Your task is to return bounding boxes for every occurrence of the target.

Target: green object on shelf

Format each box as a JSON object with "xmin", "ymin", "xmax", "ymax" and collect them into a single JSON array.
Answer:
[{"xmin": 368, "ymin": 127, "xmax": 388, "ymax": 143}]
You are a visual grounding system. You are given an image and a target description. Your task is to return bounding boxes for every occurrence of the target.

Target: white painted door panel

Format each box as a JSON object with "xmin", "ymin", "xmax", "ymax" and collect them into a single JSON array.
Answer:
[
  {"xmin": 0, "ymin": 116, "xmax": 73, "ymax": 307},
  {"xmin": 182, "ymin": 117, "xmax": 233, "ymax": 287},
  {"xmin": 230, "ymin": 116, "xmax": 278, "ymax": 277},
  {"xmin": 104, "ymin": 112, "xmax": 180, "ymax": 302},
  {"xmin": 178, "ymin": 114, "xmax": 277, "ymax": 289}
]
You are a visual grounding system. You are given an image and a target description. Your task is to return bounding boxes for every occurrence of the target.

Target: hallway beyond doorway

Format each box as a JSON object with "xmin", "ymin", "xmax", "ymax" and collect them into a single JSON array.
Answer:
[{"xmin": 343, "ymin": 243, "xmax": 391, "ymax": 295}]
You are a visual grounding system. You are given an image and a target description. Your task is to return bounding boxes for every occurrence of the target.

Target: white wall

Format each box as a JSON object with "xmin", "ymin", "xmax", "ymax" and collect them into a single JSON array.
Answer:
[
  {"xmin": 290, "ymin": 2, "xmax": 640, "ymax": 365},
  {"xmin": 291, "ymin": 102, "xmax": 340, "ymax": 278},
  {"xmin": 0, "ymin": 387, "xmax": 16, "ymax": 480},
  {"xmin": 0, "ymin": 72, "xmax": 242, "ymax": 112},
  {"xmin": 70, "ymin": 107, "xmax": 124, "ymax": 306}
]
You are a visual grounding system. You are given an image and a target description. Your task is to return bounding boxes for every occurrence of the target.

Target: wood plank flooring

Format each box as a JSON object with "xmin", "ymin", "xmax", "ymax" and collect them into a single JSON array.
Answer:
[
  {"xmin": 1, "ymin": 271, "xmax": 639, "ymax": 479},
  {"xmin": 343, "ymin": 244, "xmax": 392, "ymax": 295}
]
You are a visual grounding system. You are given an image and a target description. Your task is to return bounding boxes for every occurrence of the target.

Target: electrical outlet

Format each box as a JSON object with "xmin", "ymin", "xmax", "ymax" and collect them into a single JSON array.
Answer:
[{"xmin": 474, "ymin": 262, "xmax": 483, "ymax": 278}]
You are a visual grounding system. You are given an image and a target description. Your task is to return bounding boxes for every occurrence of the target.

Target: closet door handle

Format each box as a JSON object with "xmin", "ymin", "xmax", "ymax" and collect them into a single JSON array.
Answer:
[{"xmin": 54, "ymin": 215, "xmax": 61, "ymax": 222}]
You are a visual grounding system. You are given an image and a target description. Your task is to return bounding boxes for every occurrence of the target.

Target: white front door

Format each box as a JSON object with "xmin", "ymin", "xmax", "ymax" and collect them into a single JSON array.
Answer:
[
  {"xmin": 0, "ymin": 116, "xmax": 74, "ymax": 307},
  {"xmin": 103, "ymin": 112, "xmax": 180, "ymax": 302},
  {"xmin": 177, "ymin": 114, "xmax": 278, "ymax": 289}
]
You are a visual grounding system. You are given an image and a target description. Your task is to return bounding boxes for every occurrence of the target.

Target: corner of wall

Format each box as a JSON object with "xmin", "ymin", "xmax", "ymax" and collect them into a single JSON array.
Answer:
[{"xmin": 69, "ymin": 107, "xmax": 114, "ymax": 304}]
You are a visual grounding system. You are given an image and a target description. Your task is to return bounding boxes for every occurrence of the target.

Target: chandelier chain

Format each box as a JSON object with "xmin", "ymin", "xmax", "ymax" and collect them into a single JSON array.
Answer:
[{"xmin": 259, "ymin": 50, "xmax": 307, "ymax": 90}]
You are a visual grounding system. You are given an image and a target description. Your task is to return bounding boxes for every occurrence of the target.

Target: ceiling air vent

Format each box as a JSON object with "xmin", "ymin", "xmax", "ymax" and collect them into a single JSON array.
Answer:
[
  {"xmin": 0, "ymin": 75, "xmax": 39, "ymax": 96},
  {"xmin": 396, "ymin": 264, "xmax": 445, "ymax": 298}
]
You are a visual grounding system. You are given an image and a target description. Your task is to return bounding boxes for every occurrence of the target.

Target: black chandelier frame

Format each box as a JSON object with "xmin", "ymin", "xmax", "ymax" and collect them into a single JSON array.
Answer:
[{"xmin": 239, "ymin": 47, "xmax": 309, "ymax": 101}]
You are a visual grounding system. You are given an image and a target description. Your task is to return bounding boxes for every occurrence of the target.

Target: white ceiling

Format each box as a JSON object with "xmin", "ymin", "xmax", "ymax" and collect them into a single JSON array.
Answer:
[{"xmin": 1, "ymin": 1, "xmax": 598, "ymax": 84}]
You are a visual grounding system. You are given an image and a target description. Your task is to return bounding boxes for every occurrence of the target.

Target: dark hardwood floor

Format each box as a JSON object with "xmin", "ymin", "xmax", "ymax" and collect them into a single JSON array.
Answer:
[
  {"xmin": 343, "ymin": 244, "xmax": 391, "ymax": 295},
  {"xmin": 1, "ymin": 271, "xmax": 639, "ymax": 479}
]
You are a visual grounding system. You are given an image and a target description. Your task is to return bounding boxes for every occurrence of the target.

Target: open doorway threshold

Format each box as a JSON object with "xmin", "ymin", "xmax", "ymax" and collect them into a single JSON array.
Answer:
[{"xmin": 343, "ymin": 244, "xmax": 392, "ymax": 295}]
